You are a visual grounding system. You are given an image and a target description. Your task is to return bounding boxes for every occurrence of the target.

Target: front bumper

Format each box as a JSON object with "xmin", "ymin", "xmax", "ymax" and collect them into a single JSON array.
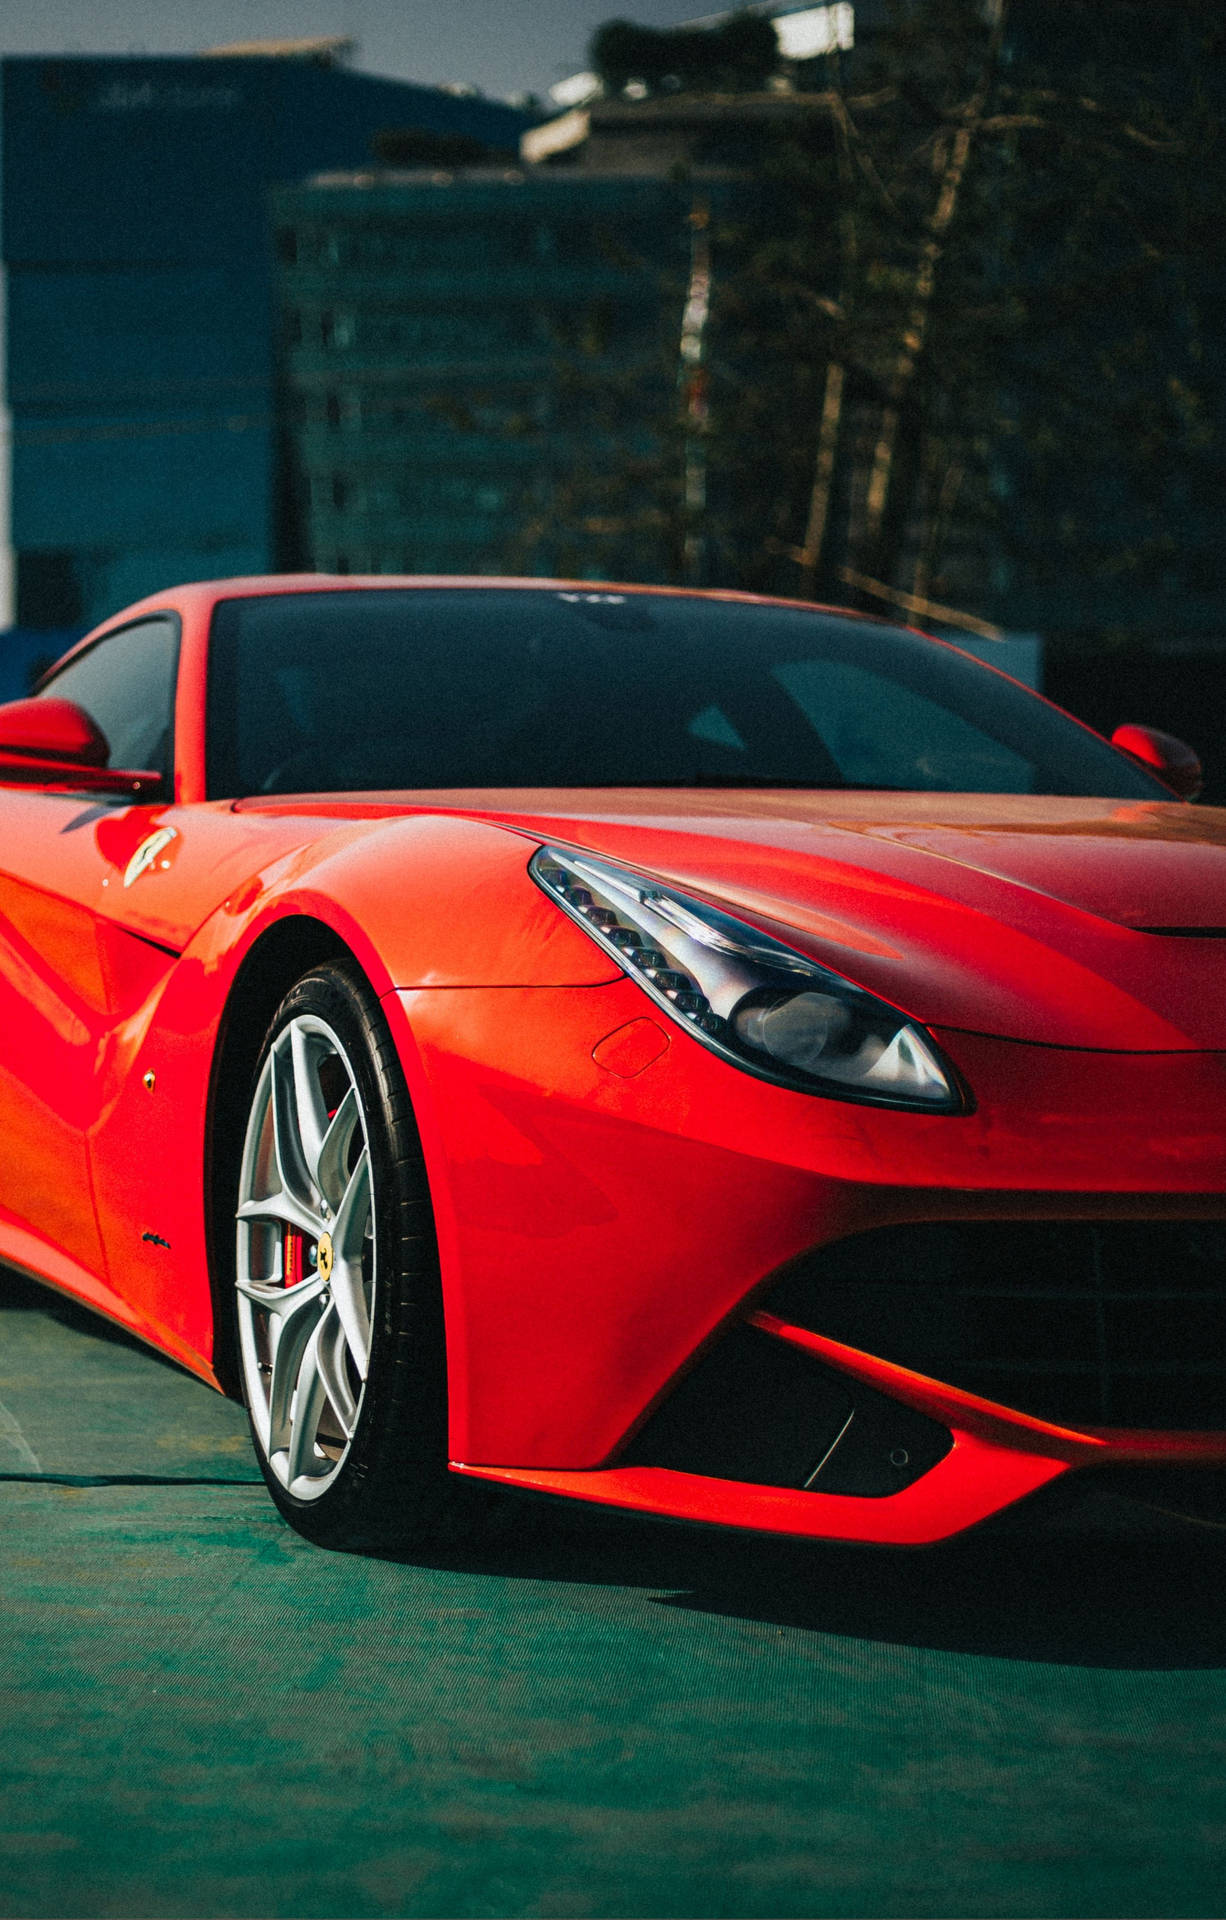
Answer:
[{"xmin": 386, "ymin": 982, "xmax": 1226, "ymax": 1545}]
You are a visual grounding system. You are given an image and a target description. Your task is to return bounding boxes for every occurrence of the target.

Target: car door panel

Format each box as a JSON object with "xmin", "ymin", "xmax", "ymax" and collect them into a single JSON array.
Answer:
[{"xmin": 0, "ymin": 859, "xmax": 108, "ymax": 1279}]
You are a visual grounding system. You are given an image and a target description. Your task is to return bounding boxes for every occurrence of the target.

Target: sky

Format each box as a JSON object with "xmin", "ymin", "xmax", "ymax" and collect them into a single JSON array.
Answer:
[{"xmin": 0, "ymin": 0, "xmax": 727, "ymax": 103}]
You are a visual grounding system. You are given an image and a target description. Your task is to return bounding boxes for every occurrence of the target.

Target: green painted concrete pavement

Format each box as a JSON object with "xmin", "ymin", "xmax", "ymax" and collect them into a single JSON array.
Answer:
[{"xmin": 3, "ymin": 1268, "xmax": 1226, "ymax": 1920}]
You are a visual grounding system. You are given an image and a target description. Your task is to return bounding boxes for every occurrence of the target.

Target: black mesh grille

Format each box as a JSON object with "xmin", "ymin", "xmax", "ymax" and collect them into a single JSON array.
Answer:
[{"xmin": 765, "ymin": 1221, "xmax": 1226, "ymax": 1431}]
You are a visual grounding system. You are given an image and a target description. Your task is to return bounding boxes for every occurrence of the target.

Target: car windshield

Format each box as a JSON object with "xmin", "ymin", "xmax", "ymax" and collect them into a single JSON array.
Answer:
[{"xmin": 206, "ymin": 588, "xmax": 1166, "ymax": 801}]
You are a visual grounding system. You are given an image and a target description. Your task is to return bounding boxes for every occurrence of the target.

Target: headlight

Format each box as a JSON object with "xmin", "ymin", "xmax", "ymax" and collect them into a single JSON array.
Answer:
[{"xmin": 530, "ymin": 846, "xmax": 967, "ymax": 1112}]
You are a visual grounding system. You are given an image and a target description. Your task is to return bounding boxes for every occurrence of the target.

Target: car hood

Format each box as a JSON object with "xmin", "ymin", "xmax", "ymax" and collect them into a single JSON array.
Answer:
[
  {"xmin": 241, "ymin": 789, "xmax": 1226, "ymax": 1049},
  {"xmin": 442, "ymin": 788, "xmax": 1226, "ymax": 1050}
]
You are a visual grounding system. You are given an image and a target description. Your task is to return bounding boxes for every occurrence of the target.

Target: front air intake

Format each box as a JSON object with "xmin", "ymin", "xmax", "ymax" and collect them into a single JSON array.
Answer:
[{"xmin": 622, "ymin": 1322, "xmax": 951, "ymax": 1495}]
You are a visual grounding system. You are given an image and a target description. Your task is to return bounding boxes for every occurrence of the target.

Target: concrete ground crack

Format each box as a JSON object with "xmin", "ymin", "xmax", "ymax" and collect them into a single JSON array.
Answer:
[{"xmin": 0, "ymin": 1391, "xmax": 42, "ymax": 1472}]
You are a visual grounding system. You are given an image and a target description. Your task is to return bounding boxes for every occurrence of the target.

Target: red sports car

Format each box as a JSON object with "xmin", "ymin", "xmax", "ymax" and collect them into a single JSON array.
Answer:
[{"xmin": 1, "ymin": 577, "xmax": 1223, "ymax": 1551}]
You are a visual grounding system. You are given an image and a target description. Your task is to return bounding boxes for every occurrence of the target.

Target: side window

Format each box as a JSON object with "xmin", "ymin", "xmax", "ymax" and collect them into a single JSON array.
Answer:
[{"xmin": 39, "ymin": 617, "xmax": 179, "ymax": 792}]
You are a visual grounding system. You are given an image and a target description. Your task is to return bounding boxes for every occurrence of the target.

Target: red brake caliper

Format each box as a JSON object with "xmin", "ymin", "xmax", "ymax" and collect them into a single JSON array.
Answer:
[{"xmin": 283, "ymin": 1230, "xmax": 303, "ymax": 1289}]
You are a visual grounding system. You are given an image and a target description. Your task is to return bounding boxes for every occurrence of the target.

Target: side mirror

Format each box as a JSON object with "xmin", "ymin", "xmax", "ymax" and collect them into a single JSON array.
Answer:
[
  {"xmin": 1111, "ymin": 723, "xmax": 1202, "ymax": 802},
  {"xmin": 0, "ymin": 697, "xmax": 161, "ymax": 797}
]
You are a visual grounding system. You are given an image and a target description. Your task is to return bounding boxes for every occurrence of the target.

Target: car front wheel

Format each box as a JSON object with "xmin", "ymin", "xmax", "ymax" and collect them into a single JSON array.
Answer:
[{"xmin": 233, "ymin": 963, "xmax": 455, "ymax": 1550}]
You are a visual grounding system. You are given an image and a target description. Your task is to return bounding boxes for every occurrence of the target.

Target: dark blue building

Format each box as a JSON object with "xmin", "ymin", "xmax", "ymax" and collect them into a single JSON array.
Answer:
[{"xmin": 0, "ymin": 50, "xmax": 529, "ymax": 657}]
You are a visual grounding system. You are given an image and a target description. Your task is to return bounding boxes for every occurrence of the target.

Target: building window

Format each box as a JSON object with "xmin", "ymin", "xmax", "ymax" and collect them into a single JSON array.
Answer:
[{"xmin": 320, "ymin": 310, "xmax": 355, "ymax": 350}]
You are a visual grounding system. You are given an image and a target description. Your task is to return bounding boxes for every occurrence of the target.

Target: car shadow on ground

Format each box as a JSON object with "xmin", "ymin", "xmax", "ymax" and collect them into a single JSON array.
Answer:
[
  {"xmin": 401, "ymin": 1478, "xmax": 1226, "ymax": 1674},
  {"xmin": 1, "ymin": 1264, "xmax": 188, "ymax": 1366},
  {"xmin": 8, "ymin": 1266, "xmax": 1226, "ymax": 1672}
]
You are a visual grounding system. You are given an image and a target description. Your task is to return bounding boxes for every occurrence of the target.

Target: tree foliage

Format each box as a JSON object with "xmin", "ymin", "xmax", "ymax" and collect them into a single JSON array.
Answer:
[
  {"xmin": 591, "ymin": 15, "xmax": 780, "ymax": 97},
  {"xmin": 577, "ymin": 0, "xmax": 1226, "ymax": 643}
]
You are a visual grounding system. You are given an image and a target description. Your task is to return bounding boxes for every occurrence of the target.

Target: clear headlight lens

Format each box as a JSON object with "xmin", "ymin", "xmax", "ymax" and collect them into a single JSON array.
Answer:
[{"xmin": 530, "ymin": 846, "xmax": 966, "ymax": 1112}]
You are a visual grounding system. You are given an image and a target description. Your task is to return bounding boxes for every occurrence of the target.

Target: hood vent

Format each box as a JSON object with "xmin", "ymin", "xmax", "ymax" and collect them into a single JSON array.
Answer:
[{"xmin": 1135, "ymin": 926, "xmax": 1226, "ymax": 937}]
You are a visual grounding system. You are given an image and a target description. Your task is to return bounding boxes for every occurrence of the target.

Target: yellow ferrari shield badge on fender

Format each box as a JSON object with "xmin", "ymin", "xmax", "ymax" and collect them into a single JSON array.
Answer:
[{"xmin": 123, "ymin": 826, "xmax": 178, "ymax": 888}]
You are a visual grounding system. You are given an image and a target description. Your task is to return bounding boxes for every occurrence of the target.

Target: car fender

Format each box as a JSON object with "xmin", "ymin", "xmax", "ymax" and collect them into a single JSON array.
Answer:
[{"xmin": 85, "ymin": 808, "xmax": 620, "ymax": 1380}]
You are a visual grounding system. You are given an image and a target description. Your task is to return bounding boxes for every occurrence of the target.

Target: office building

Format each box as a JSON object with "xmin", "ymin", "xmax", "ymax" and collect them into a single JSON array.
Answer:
[{"xmin": 0, "ymin": 48, "xmax": 529, "ymax": 637}]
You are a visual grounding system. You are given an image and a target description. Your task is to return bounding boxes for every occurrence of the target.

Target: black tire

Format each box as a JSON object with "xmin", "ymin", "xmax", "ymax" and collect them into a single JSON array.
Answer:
[{"xmin": 232, "ymin": 962, "xmax": 461, "ymax": 1551}]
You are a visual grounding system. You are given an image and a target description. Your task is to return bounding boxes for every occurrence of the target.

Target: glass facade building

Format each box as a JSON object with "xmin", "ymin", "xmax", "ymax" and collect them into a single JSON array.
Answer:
[
  {"xmin": 271, "ymin": 170, "xmax": 717, "ymax": 584},
  {"xmin": 0, "ymin": 54, "xmax": 529, "ymax": 635}
]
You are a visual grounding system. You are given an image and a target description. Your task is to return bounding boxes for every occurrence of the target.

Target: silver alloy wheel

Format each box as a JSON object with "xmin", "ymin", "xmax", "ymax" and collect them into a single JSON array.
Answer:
[{"xmin": 235, "ymin": 1014, "xmax": 376, "ymax": 1501}]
